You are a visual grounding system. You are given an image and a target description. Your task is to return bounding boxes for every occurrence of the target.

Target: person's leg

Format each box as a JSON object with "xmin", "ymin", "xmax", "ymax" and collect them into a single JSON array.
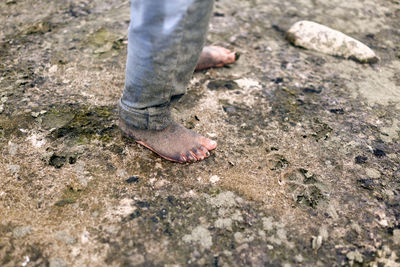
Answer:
[{"xmin": 119, "ymin": 0, "xmax": 217, "ymax": 163}]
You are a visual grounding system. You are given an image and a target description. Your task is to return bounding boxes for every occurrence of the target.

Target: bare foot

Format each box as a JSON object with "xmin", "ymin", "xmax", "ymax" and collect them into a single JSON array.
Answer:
[
  {"xmin": 120, "ymin": 119, "xmax": 217, "ymax": 163},
  {"xmin": 195, "ymin": 46, "xmax": 239, "ymax": 71}
]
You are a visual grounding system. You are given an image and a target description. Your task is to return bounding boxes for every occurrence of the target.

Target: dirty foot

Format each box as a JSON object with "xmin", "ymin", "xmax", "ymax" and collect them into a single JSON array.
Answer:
[
  {"xmin": 119, "ymin": 120, "xmax": 217, "ymax": 163},
  {"xmin": 195, "ymin": 46, "xmax": 239, "ymax": 71}
]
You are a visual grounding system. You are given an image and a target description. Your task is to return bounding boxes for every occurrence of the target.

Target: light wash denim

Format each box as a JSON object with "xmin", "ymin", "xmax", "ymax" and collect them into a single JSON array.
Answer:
[{"xmin": 119, "ymin": 0, "xmax": 214, "ymax": 130}]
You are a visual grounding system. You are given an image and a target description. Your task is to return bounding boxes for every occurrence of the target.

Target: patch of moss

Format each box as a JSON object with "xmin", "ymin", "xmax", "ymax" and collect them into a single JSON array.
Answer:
[
  {"xmin": 54, "ymin": 186, "xmax": 83, "ymax": 207},
  {"xmin": 43, "ymin": 104, "xmax": 117, "ymax": 144},
  {"xmin": 0, "ymin": 113, "xmax": 35, "ymax": 139}
]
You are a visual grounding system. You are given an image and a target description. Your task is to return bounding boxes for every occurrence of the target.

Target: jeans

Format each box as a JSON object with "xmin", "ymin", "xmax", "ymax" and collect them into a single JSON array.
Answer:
[{"xmin": 118, "ymin": 0, "xmax": 214, "ymax": 130}]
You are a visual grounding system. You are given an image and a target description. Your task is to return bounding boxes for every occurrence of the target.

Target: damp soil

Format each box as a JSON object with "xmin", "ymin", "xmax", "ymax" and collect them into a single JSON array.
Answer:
[{"xmin": 1, "ymin": 0, "xmax": 400, "ymax": 266}]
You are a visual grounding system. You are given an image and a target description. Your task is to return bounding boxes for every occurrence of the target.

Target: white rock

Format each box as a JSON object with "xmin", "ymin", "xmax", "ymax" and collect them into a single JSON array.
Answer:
[
  {"xmin": 27, "ymin": 133, "xmax": 46, "ymax": 148},
  {"xmin": 312, "ymin": 235, "xmax": 323, "ymax": 250},
  {"xmin": 214, "ymin": 218, "xmax": 233, "ymax": 230},
  {"xmin": 346, "ymin": 250, "xmax": 363, "ymax": 263},
  {"xmin": 49, "ymin": 258, "xmax": 66, "ymax": 267},
  {"xmin": 286, "ymin": 20, "xmax": 379, "ymax": 63},
  {"xmin": 8, "ymin": 164, "xmax": 20, "ymax": 174},
  {"xmin": 12, "ymin": 226, "xmax": 31, "ymax": 238},
  {"xmin": 366, "ymin": 168, "xmax": 381, "ymax": 179},
  {"xmin": 8, "ymin": 141, "xmax": 18, "ymax": 155},
  {"xmin": 21, "ymin": 256, "xmax": 30, "ymax": 267},
  {"xmin": 207, "ymin": 191, "xmax": 236, "ymax": 208},
  {"xmin": 210, "ymin": 175, "xmax": 220, "ymax": 184},
  {"xmin": 55, "ymin": 231, "xmax": 76, "ymax": 245},
  {"xmin": 182, "ymin": 226, "xmax": 212, "ymax": 249},
  {"xmin": 81, "ymin": 230, "xmax": 89, "ymax": 244},
  {"xmin": 234, "ymin": 78, "xmax": 261, "ymax": 90},
  {"xmin": 393, "ymin": 229, "xmax": 400, "ymax": 245},
  {"xmin": 262, "ymin": 217, "xmax": 274, "ymax": 231},
  {"xmin": 48, "ymin": 65, "xmax": 58, "ymax": 73}
]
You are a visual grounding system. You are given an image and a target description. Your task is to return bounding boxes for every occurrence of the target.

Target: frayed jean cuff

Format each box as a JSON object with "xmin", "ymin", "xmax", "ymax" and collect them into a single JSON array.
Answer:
[{"xmin": 118, "ymin": 99, "xmax": 171, "ymax": 130}]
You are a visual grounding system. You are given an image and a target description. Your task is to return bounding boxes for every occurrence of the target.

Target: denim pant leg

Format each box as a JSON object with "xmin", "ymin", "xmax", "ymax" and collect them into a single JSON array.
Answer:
[{"xmin": 119, "ymin": 0, "xmax": 214, "ymax": 130}]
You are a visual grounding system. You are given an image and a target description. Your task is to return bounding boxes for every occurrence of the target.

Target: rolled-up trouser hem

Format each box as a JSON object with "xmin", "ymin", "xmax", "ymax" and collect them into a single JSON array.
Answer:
[{"xmin": 118, "ymin": 99, "xmax": 171, "ymax": 130}]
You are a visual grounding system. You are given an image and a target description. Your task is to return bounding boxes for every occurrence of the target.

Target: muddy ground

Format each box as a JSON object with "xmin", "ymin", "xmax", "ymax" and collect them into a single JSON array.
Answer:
[{"xmin": 1, "ymin": 0, "xmax": 400, "ymax": 266}]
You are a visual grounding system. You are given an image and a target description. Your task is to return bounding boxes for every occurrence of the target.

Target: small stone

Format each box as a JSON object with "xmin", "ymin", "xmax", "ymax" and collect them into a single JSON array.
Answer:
[
  {"xmin": 355, "ymin": 155, "xmax": 368, "ymax": 164},
  {"xmin": 234, "ymin": 78, "xmax": 261, "ymax": 90},
  {"xmin": 31, "ymin": 111, "xmax": 40, "ymax": 118},
  {"xmin": 210, "ymin": 175, "xmax": 220, "ymax": 184},
  {"xmin": 312, "ymin": 235, "xmax": 323, "ymax": 250},
  {"xmin": 214, "ymin": 218, "xmax": 233, "ymax": 231},
  {"xmin": 319, "ymin": 225, "xmax": 329, "ymax": 240},
  {"xmin": 365, "ymin": 168, "xmax": 381, "ymax": 179},
  {"xmin": 69, "ymin": 176, "xmax": 87, "ymax": 191},
  {"xmin": 351, "ymin": 223, "xmax": 362, "ymax": 234},
  {"xmin": 155, "ymin": 162, "xmax": 162, "ymax": 169},
  {"xmin": 235, "ymin": 243, "xmax": 249, "ymax": 252},
  {"xmin": 49, "ymin": 154, "xmax": 66, "ymax": 168},
  {"xmin": 15, "ymin": 79, "xmax": 29, "ymax": 86},
  {"xmin": 8, "ymin": 141, "xmax": 18, "ymax": 155},
  {"xmin": 13, "ymin": 226, "xmax": 32, "ymax": 238},
  {"xmin": 126, "ymin": 254, "xmax": 145, "ymax": 265},
  {"xmin": 234, "ymin": 232, "xmax": 254, "ymax": 243},
  {"xmin": 182, "ymin": 226, "xmax": 212, "ymax": 249},
  {"xmin": 21, "ymin": 256, "xmax": 30, "ymax": 267},
  {"xmin": 294, "ymin": 254, "xmax": 304, "ymax": 263},
  {"xmin": 234, "ymin": 232, "xmax": 244, "ymax": 243},
  {"xmin": 117, "ymin": 169, "xmax": 128, "ymax": 177},
  {"xmin": 81, "ymin": 230, "xmax": 89, "ymax": 244},
  {"xmin": 346, "ymin": 250, "xmax": 363, "ymax": 263},
  {"xmin": 393, "ymin": 229, "xmax": 400, "ymax": 245},
  {"xmin": 207, "ymin": 191, "xmax": 236, "ymax": 208},
  {"xmin": 27, "ymin": 134, "xmax": 46, "ymax": 148},
  {"xmin": 277, "ymin": 228, "xmax": 287, "ymax": 240},
  {"xmin": 266, "ymin": 154, "xmax": 289, "ymax": 170},
  {"xmin": 357, "ymin": 178, "xmax": 375, "ymax": 190},
  {"xmin": 55, "ymin": 231, "xmax": 76, "ymax": 245},
  {"xmin": 154, "ymin": 179, "xmax": 169, "ymax": 189},
  {"xmin": 373, "ymin": 148, "xmax": 386, "ymax": 158},
  {"xmin": 94, "ymin": 42, "xmax": 113, "ymax": 54},
  {"xmin": 49, "ymin": 258, "xmax": 67, "ymax": 267},
  {"xmin": 0, "ymin": 104, "xmax": 4, "ymax": 114},
  {"xmin": 125, "ymin": 176, "xmax": 140, "ymax": 183},
  {"xmin": 286, "ymin": 21, "xmax": 379, "ymax": 63},
  {"xmin": 262, "ymin": 217, "xmax": 274, "ymax": 231},
  {"xmin": 258, "ymin": 230, "xmax": 266, "ymax": 239},
  {"xmin": 8, "ymin": 164, "xmax": 20, "ymax": 174},
  {"xmin": 231, "ymin": 210, "xmax": 243, "ymax": 222},
  {"xmin": 49, "ymin": 65, "xmax": 58, "ymax": 73}
]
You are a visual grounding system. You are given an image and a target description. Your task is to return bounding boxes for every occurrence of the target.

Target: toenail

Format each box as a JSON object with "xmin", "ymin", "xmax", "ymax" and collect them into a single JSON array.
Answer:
[
  {"xmin": 235, "ymin": 52, "xmax": 240, "ymax": 61},
  {"xmin": 188, "ymin": 153, "xmax": 196, "ymax": 161},
  {"xmin": 205, "ymin": 151, "xmax": 210, "ymax": 157},
  {"xmin": 180, "ymin": 154, "xmax": 187, "ymax": 162}
]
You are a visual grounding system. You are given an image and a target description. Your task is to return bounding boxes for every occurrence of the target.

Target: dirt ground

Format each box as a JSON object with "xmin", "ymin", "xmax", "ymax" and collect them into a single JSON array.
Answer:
[{"xmin": 1, "ymin": 0, "xmax": 400, "ymax": 266}]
